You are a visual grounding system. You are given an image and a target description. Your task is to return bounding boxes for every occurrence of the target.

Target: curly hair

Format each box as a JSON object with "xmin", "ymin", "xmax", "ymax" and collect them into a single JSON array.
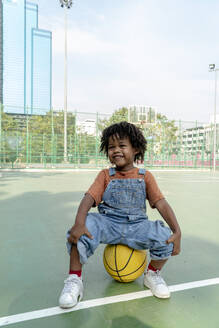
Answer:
[{"xmin": 100, "ymin": 121, "xmax": 147, "ymax": 162}]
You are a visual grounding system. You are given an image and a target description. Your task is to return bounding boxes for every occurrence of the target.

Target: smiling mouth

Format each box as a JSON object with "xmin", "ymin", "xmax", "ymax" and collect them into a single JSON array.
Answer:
[{"xmin": 113, "ymin": 155, "xmax": 123, "ymax": 159}]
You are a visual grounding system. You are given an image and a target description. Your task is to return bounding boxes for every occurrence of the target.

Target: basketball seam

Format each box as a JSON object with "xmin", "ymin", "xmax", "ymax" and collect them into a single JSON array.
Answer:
[
  {"xmin": 115, "ymin": 245, "xmax": 123, "ymax": 282},
  {"xmin": 104, "ymin": 246, "xmax": 135, "ymax": 273},
  {"xmin": 108, "ymin": 256, "xmax": 147, "ymax": 279},
  {"xmin": 104, "ymin": 246, "xmax": 147, "ymax": 282}
]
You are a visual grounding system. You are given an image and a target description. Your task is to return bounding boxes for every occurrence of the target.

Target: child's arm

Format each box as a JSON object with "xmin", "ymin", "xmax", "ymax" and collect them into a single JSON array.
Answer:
[
  {"xmin": 68, "ymin": 193, "xmax": 95, "ymax": 244},
  {"xmin": 155, "ymin": 198, "xmax": 181, "ymax": 256}
]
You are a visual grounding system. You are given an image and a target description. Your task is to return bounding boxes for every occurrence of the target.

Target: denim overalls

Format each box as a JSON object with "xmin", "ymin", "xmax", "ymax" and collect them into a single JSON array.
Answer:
[{"xmin": 67, "ymin": 168, "xmax": 173, "ymax": 264}]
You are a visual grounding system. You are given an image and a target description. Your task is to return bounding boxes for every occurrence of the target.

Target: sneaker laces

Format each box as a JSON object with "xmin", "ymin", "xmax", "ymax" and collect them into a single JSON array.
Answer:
[
  {"xmin": 62, "ymin": 276, "xmax": 81, "ymax": 295},
  {"xmin": 149, "ymin": 270, "xmax": 166, "ymax": 286}
]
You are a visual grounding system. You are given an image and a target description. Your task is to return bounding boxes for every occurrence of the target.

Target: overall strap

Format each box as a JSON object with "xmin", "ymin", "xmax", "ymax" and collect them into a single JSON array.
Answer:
[
  {"xmin": 138, "ymin": 168, "xmax": 146, "ymax": 176},
  {"xmin": 109, "ymin": 167, "xmax": 116, "ymax": 176}
]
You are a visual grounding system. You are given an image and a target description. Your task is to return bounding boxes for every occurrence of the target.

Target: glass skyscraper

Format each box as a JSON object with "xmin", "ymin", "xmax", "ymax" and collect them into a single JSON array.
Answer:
[{"xmin": 2, "ymin": 0, "xmax": 52, "ymax": 115}]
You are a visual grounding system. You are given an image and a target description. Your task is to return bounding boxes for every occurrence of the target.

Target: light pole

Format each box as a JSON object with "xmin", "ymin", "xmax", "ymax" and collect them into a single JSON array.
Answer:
[
  {"xmin": 59, "ymin": 0, "xmax": 73, "ymax": 163},
  {"xmin": 209, "ymin": 64, "xmax": 218, "ymax": 171}
]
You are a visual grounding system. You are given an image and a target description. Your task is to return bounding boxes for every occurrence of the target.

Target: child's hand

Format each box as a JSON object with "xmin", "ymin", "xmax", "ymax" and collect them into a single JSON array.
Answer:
[
  {"xmin": 68, "ymin": 224, "xmax": 93, "ymax": 244},
  {"xmin": 166, "ymin": 232, "xmax": 181, "ymax": 256}
]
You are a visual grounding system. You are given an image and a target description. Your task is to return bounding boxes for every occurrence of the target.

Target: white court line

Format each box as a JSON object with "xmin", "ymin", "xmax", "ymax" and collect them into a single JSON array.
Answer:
[
  {"xmin": 0, "ymin": 168, "xmax": 210, "ymax": 173},
  {"xmin": 0, "ymin": 277, "xmax": 219, "ymax": 326}
]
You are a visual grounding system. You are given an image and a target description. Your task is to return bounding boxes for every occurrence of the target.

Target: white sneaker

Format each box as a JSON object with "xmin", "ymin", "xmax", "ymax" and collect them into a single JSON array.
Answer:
[
  {"xmin": 59, "ymin": 274, "xmax": 84, "ymax": 308},
  {"xmin": 144, "ymin": 270, "xmax": 170, "ymax": 299}
]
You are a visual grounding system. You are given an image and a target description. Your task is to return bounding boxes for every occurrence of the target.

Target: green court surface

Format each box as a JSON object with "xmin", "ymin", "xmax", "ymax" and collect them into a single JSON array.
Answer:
[{"xmin": 0, "ymin": 169, "xmax": 219, "ymax": 327}]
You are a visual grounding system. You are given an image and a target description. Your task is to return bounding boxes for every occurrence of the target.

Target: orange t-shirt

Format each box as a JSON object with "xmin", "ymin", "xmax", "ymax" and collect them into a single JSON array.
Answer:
[{"xmin": 86, "ymin": 167, "xmax": 164, "ymax": 209}]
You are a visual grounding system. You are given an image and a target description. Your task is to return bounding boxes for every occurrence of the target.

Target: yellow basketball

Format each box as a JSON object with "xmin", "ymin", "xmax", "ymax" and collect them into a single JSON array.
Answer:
[{"xmin": 103, "ymin": 244, "xmax": 147, "ymax": 282}]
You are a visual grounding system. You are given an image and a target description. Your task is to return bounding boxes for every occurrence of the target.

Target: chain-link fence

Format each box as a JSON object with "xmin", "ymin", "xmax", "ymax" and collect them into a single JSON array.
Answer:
[{"xmin": 0, "ymin": 105, "xmax": 218, "ymax": 169}]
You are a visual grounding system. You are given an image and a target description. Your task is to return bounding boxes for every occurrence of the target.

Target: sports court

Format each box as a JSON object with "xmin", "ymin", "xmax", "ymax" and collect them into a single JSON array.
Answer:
[{"xmin": 1, "ymin": 168, "xmax": 219, "ymax": 327}]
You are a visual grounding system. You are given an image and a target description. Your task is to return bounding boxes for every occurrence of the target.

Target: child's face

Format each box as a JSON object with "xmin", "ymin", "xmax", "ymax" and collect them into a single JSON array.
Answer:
[{"xmin": 107, "ymin": 135, "xmax": 138, "ymax": 171}]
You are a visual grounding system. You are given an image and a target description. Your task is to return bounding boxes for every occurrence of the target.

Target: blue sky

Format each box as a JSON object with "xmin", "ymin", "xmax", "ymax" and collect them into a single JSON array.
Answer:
[{"xmin": 33, "ymin": 0, "xmax": 219, "ymax": 122}]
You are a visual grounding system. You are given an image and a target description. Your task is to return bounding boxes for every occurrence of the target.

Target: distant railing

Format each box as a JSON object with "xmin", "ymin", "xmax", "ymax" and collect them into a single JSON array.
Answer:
[{"xmin": 0, "ymin": 104, "xmax": 218, "ymax": 169}]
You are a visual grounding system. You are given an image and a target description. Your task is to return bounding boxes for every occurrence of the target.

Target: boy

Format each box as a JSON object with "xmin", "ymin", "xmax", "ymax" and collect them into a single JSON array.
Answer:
[{"xmin": 59, "ymin": 121, "xmax": 181, "ymax": 308}]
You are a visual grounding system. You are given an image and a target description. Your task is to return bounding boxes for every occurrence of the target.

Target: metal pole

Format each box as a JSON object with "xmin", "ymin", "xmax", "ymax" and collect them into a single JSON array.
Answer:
[
  {"xmin": 0, "ymin": 104, "xmax": 2, "ymax": 166},
  {"xmin": 74, "ymin": 110, "xmax": 77, "ymax": 166},
  {"xmin": 95, "ymin": 112, "xmax": 98, "ymax": 166},
  {"xmin": 26, "ymin": 109, "xmax": 29, "ymax": 166},
  {"xmin": 64, "ymin": 7, "xmax": 68, "ymax": 163},
  {"xmin": 213, "ymin": 70, "xmax": 217, "ymax": 172},
  {"xmin": 59, "ymin": 1, "xmax": 73, "ymax": 162},
  {"xmin": 51, "ymin": 108, "xmax": 54, "ymax": 165},
  {"xmin": 209, "ymin": 65, "xmax": 218, "ymax": 171}
]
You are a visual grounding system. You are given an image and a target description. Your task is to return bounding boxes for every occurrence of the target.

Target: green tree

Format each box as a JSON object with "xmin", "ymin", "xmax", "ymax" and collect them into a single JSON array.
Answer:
[
  {"xmin": 142, "ymin": 113, "xmax": 179, "ymax": 155},
  {"xmin": 98, "ymin": 107, "xmax": 128, "ymax": 131},
  {"xmin": 25, "ymin": 111, "xmax": 76, "ymax": 163},
  {"xmin": 75, "ymin": 132, "xmax": 97, "ymax": 164},
  {"xmin": 0, "ymin": 111, "xmax": 20, "ymax": 164},
  {"xmin": 98, "ymin": 107, "xmax": 179, "ymax": 157},
  {"xmin": 0, "ymin": 110, "xmax": 77, "ymax": 164}
]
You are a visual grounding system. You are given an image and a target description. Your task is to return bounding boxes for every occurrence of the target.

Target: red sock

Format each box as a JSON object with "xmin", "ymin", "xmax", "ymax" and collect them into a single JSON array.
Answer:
[
  {"xmin": 69, "ymin": 270, "xmax": 82, "ymax": 277},
  {"xmin": 147, "ymin": 263, "xmax": 159, "ymax": 272}
]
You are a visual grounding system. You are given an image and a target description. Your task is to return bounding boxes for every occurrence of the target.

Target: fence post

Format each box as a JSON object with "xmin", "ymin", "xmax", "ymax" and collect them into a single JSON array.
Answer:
[
  {"xmin": 42, "ymin": 133, "xmax": 46, "ymax": 168},
  {"xmin": 74, "ymin": 110, "xmax": 77, "ymax": 166},
  {"xmin": 0, "ymin": 104, "xmax": 2, "ymax": 166},
  {"xmin": 29, "ymin": 132, "xmax": 32, "ymax": 164},
  {"xmin": 69, "ymin": 134, "xmax": 72, "ymax": 163},
  {"xmin": 16, "ymin": 131, "xmax": 19, "ymax": 161},
  {"xmin": 51, "ymin": 108, "xmax": 55, "ymax": 165},
  {"xmin": 201, "ymin": 140, "xmax": 204, "ymax": 167},
  {"xmin": 26, "ymin": 107, "xmax": 29, "ymax": 166},
  {"xmin": 95, "ymin": 112, "xmax": 99, "ymax": 166},
  {"xmin": 194, "ymin": 120, "xmax": 198, "ymax": 168},
  {"xmin": 179, "ymin": 120, "xmax": 182, "ymax": 167}
]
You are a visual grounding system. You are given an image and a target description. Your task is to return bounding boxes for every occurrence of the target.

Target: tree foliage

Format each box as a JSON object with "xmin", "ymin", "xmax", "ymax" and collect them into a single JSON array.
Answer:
[
  {"xmin": 98, "ymin": 107, "xmax": 128, "ymax": 131},
  {"xmin": 98, "ymin": 107, "xmax": 179, "ymax": 155},
  {"xmin": 0, "ymin": 106, "xmax": 180, "ymax": 166},
  {"xmin": 0, "ymin": 110, "xmax": 76, "ymax": 164}
]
